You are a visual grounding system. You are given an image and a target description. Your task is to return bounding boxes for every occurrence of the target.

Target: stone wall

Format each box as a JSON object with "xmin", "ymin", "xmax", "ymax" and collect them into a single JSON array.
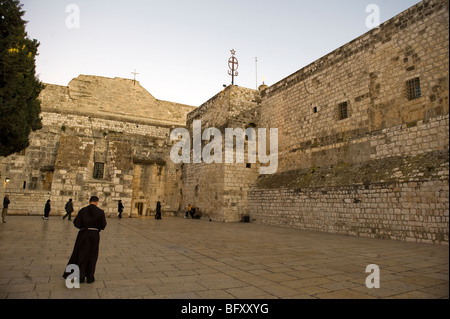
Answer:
[
  {"xmin": 249, "ymin": 149, "xmax": 449, "ymax": 244},
  {"xmin": 1, "ymin": 0, "xmax": 448, "ymax": 245},
  {"xmin": 1, "ymin": 75, "xmax": 195, "ymax": 218},
  {"xmin": 182, "ymin": 85, "xmax": 261, "ymax": 221},
  {"xmin": 259, "ymin": 0, "xmax": 449, "ymax": 172},
  {"xmin": 248, "ymin": 0, "xmax": 449, "ymax": 244},
  {"xmin": 40, "ymin": 75, "xmax": 194, "ymax": 126}
]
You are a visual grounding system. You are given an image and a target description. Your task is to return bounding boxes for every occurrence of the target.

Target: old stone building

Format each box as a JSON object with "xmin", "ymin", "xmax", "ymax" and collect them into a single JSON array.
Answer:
[
  {"xmin": 247, "ymin": 0, "xmax": 449, "ymax": 244},
  {"xmin": 181, "ymin": 0, "xmax": 449, "ymax": 244},
  {"xmin": 0, "ymin": 75, "xmax": 195, "ymax": 217},
  {"xmin": 0, "ymin": 0, "xmax": 448, "ymax": 244}
]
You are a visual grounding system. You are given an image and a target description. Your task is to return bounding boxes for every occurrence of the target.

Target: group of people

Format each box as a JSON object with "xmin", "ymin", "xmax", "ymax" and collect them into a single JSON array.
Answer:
[
  {"xmin": 39, "ymin": 198, "xmax": 73, "ymax": 221},
  {"xmin": 117, "ymin": 200, "xmax": 162, "ymax": 219},
  {"xmin": 3, "ymin": 195, "xmax": 168, "ymax": 222},
  {"xmin": 2, "ymin": 195, "xmax": 56, "ymax": 223},
  {"xmin": 3, "ymin": 195, "xmax": 203, "ymax": 285},
  {"xmin": 185, "ymin": 204, "xmax": 201, "ymax": 219}
]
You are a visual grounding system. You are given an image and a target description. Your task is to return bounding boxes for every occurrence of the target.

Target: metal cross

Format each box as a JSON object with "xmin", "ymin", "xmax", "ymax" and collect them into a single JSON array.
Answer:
[
  {"xmin": 131, "ymin": 69, "xmax": 139, "ymax": 85},
  {"xmin": 228, "ymin": 49, "xmax": 238, "ymax": 85}
]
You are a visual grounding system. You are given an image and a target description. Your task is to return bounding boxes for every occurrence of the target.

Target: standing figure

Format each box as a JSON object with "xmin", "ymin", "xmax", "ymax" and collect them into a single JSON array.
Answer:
[
  {"xmin": 2, "ymin": 194, "xmax": 10, "ymax": 223},
  {"xmin": 118, "ymin": 200, "xmax": 124, "ymax": 219},
  {"xmin": 155, "ymin": 201, "xmax": 162, "ymax": 220},
  {"xmin": 42, "ymin": 199, "xmax": 51, "ymax": 220},
  {"xmin": 63, "ymin": 199, "xmax": 74, "ymax": 220},
  {"xmin": 185, "ymin": 204, "xmax": 192, "ymax": 219},
  {"xmin": 63, "ymin": 196, "xmax": 107, "ymax": 284}
]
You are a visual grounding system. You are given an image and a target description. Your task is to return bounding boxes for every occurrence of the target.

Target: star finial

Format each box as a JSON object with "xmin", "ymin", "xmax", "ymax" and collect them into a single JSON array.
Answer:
[{"xmin": 230, "ymin": 49, "xmax": 236, "ymax": 55}]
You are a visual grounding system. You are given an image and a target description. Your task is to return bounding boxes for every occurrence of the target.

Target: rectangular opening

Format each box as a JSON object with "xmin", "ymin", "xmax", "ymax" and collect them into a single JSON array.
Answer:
[
  {"xmin": 338, "ymin": 102, "xmax": 348, "ymax": 120},
  {"xmin": 93, "ymin": 162, "xmax": 104, "ymax": 180},
  {"xmin": 406, "ymin": 77, "xmax": 421, "ymax": 100}
]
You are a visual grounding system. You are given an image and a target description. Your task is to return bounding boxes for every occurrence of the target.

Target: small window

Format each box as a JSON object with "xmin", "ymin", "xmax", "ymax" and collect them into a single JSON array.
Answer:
[
  {"xmin": 338, "ymin": 102, "xmax": 348, "ymax": 120},
  {"xmin": 246, "ymin": 163, "xmax": 251, "ymax": 168},
  {"xmin": 406, "ymin": 77, "xmax": 421, "ymax": 100},
  {"xmin": 313, "ymin": 106, "xmax": 318, "ymax": 113},
  {"xmin": 93, "ymin": 162, "xmax": 104, "ymax": 179}
]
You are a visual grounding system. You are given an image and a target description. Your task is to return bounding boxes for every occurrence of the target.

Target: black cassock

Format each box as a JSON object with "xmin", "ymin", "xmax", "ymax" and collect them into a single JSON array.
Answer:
[{"xmin": 63, "ymin": 204, "xmax": 107, "ymax": 280}]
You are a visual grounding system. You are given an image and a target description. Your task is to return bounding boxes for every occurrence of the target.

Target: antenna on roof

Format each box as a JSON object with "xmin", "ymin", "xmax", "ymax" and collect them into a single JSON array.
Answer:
[{"xmin": 255, "ymin": 57, "xmax": 258, "ymax": 90}]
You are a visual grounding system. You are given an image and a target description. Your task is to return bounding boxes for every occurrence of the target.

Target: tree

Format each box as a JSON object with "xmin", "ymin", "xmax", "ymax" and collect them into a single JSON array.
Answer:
[{"xmin": 0, "ymin": 0, "xmax": 44, "ymax": 157}]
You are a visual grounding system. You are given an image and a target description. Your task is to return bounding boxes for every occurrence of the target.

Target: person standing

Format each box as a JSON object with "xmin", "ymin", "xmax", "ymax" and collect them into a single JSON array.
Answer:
[
  {"xmin": 117, "ymin": 200, "xmax": 124, "ymax": 219},
  {"xmin": 42, "ymin": 199, "xmax": 51, "ymax": 220},
  {"xmin": 2, "ymin": 194, "xmax": 10, "ymax": 223},
  {"xmin": 155, "ymin": 201, "xmax": 162, "ymax": 220},
  {"xmin": 63, "ymin": 196, "xmax": 107, "ymax": 284},
  {"xmin": 63, "ymin": 199, "xmax": 74, "ymax": 220}
]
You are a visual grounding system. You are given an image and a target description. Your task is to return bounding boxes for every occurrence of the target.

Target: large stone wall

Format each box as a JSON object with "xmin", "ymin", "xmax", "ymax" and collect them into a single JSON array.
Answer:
[
  {"xmin": 1, "ymin": 75, "xmax": 195, "ymax": 218},
  {"xmin": 1, "ymin": 0, "xmax": 448, "ymax": 245},
  {"xmin": 182, "ymin": 85, "xmax": 261, "ymax": 221},
  {"xmin": 248, "ymin": 0, "xmax": 449, "ymax": 243},
  {"xmin": 249, "ymin": 146, "xmax": 449, "ymax": 244},
  {"xmin": 40, "ymin": 75, "xmax": 194, "ymax": 126},
  {"xmin": 259, "ymin": 0, "xmax": 449, "ymax": 172}
]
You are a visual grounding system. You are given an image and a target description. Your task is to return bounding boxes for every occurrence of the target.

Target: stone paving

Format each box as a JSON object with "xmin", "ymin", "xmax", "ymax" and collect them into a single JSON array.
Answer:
[{"xmin": 0, "ymin": 215, "xmax": 448, "ymax": 299}]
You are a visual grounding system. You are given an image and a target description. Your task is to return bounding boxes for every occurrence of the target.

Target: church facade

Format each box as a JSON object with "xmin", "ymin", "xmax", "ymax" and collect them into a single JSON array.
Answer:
[
  {"xmin": 1, "ymin": 0, "xmax": 448, "ymax": 243},
  {"xmin": 0, "ymin": 75, "xmax": 195, "ymax": 218}
]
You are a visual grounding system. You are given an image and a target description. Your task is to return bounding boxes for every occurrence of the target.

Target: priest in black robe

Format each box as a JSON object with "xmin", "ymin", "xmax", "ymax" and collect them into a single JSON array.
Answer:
[{"xmin": 63, "ymin": 196, "xmax": 107, "ymax": 283}]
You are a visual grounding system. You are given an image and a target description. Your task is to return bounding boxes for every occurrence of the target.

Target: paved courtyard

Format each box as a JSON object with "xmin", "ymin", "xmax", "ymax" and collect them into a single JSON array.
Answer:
[{"xmin": 0, "ymin": 215, "xmax": 448, "ymax": 299}]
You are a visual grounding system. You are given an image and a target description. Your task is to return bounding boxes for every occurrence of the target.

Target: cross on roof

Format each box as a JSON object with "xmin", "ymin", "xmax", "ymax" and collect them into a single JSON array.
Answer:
[{"xmin": 131, "ymin": 69, "xmax": 139, "ymax": 85}]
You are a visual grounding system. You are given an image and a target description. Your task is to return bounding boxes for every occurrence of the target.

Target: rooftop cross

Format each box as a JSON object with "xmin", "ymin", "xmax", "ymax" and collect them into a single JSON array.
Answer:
[
  {"xmin": 131, "ymin": 69, "xmax": 139, "ymax": 85},
  {"xmin": 228, "ymin": 49, "xmax": 238, "ymax": 85}
]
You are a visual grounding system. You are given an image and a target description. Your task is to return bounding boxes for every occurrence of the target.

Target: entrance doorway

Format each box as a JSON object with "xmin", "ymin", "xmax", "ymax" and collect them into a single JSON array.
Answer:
[{"xmin": 135, "ymin": 202, "xmax": 144, "ymax": 215}]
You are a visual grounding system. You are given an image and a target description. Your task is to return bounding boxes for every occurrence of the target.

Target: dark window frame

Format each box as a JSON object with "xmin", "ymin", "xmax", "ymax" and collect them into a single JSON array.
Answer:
[
  {"xmin": 406, "ymin": 77, "xmax": 421, "ymax": 100},
  {"xmin": 338, "ymin": 101, "xmax": 349, "ymax": 120},
  {"xmin": 93, "ymin": 162, "xmax": 104, "ymax": 180}
]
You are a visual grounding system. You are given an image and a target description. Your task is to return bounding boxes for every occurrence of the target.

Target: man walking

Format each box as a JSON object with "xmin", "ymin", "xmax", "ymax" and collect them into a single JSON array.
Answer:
[
  {"xmin": 117, "ymin": 200, "xmax": 124, "ymax": 219},
  {"xmin": 2, "ymin": 194, "xmax": 10, "ymax": 223},
  {"xmin": 63, "ymin": 198, "xmax": 74, "ymax": 220},
  {"xmin": 63, "ymin": 196, "xmax": 107, "ymax": 284}
]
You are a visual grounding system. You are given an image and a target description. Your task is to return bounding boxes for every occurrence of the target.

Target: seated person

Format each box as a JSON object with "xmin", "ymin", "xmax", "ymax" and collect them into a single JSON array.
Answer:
[{"xmin": 194, "ymin": 207, "xmax": 201, "ymax": 219}]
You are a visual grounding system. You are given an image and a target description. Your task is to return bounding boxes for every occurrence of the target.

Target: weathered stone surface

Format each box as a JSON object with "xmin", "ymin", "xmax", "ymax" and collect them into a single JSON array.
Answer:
[
  {"xmin": 182, "ymin": 0, "xmax": 449, "ymax": 242},
  {"xmin": 40, "ymin": 75, "xmax": 194, "ymax": 126},
  {"xmin": 1, "ymin": 75, "xmax": 195, "ymax": 218},
  {"xmin": 0, "ymin": 0, "xmax": 448, "ymax": 244}
]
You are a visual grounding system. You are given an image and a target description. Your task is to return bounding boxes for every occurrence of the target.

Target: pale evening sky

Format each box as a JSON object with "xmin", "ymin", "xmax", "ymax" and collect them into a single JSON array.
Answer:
[{"xmin": 21, "ymin": 0, "xmax": 421, "ymax": 106}]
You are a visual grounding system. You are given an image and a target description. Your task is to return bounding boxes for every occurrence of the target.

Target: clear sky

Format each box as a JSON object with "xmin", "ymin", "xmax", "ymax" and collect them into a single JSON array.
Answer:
[{"xmin": 21, "ymin": 0, "xmax": 421, "ymax": 106}]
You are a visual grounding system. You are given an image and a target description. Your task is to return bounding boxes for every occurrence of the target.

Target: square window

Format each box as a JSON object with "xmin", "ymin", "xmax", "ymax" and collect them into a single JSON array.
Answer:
[
  {"xmin": 338, "ymin": 102, "xmax": 348, "ymax": 120},
  {"xmin": 93, "ymin": 162, "xmax": 104, "ymax": 179},
  {"xmin": 406, "ymin": 77, "xmax": 421, "ymax": 100}
]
